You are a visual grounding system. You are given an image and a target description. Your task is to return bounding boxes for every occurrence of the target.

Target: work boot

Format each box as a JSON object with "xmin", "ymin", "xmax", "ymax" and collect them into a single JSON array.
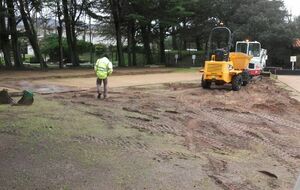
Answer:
[{"xmin": 97, "ymin": 93, "xmax": 101, "ymax": 99}]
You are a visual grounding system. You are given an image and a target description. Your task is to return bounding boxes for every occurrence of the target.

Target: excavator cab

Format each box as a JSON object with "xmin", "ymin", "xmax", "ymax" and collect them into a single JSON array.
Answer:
[
  {"xmin": 202, "ymin": 27, "xmax": 252, "ymax": 91},
  {"xmin": 236, "ymin": 41, "xmax": 268, "ymax": 76}
]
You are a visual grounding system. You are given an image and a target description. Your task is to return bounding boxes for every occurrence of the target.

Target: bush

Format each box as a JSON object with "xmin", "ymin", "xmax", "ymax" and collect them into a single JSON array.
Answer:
[
  {"xmin": 95, "ymin": 43, "xmax": 107, "ymax": 56},
  {"xmin": 0, "ymin": 58, "xmax": 3, "ymax": 66},
  {"xmin": 40, "ymin": 34, "xmax": 95, "ymax": 62},
  {"xmin": 77, "ymin": 40, "xmax": 93, "ymax": 55},
  {"xmin": 25, "ymin": 56, "xmax": 40, "ymax": 64}
]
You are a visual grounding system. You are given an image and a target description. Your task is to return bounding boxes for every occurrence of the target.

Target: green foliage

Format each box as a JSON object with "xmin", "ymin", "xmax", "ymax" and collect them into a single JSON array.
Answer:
[
  {"xmin": 40, "ymin": 34, "xmax": 66, "ymax": 55},
  {"xmin": 94, "ymin": 43, "xmax": 107, "ymax": 56},
  {"xmin": 1, "ymin": 0, "xmax": 299, "ymax": 68},
  {"xmin": 40, "ymin": 34, "xmax": 95, "ymax": 62},
  {"xmin": 227, "ymin": 0, "xmax": 294, "ymax": 67},
  {"xmin": 77, "ymin": 40, "xmax": 93, "ymax": 55},
  {"xmin": 292, "ymin": 16, "xmax": 300, "ymax": 37},
  {"xmin": 0, "ymin": 57, "xmax": 3, "ymax": 66}
]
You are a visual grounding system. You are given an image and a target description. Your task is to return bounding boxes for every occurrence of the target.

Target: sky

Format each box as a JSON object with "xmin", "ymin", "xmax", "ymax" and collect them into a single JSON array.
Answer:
[{"xmin": 284, "ymin": 0, "xmax": 300, "ymax": 16}]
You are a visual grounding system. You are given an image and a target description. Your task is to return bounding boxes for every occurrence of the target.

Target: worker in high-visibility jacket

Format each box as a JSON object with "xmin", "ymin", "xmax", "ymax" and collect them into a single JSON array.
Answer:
[{"xmin": 94, "ymin": 54, "xmax": 113, "ymax": 99}]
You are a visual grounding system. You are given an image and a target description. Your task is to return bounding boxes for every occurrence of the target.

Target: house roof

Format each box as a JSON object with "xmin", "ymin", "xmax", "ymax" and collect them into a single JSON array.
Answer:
[{"xmin": 293, "ymin": 39, "xmax": 300, "ymax": 48}]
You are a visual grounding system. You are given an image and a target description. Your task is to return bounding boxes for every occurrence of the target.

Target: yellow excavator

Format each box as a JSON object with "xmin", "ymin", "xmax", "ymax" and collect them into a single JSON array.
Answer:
[{"xmin": 202, "ymin": 27, "xmax": 252, "ymax": 91}]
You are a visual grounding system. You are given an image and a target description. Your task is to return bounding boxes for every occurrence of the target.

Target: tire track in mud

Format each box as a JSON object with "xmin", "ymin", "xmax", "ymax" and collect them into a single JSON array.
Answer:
[
  {"xmin": 71, "ymin": 134, "xmax": 200, "ymax": 160},
  {"xmin": 205, "ymin": 108, "xmax": 300, "ymax": 163},
  {"xmin": 69, "ymin": 102, "xmax": 195, "ymax": 160},
  {"xmin": 72, "ymin": 135, "xmax": 149, "ymax": 151},
  {"xmin": 210, "ymin": 109, "xmax": 300, "ymax": 156},
  {"xmin": 122, "ymin": 105, "xmax": 184, "ymax": 135},
  {"xmin": 185, "ymin": 119, "xmax": 233, "ymax": 152},
  {"xmin": 176, "ymin": 92, "xmax": 300, "ymax": 174},
  {"xmin": 254, "ymin": 112, "xmax": 300, "ymax": 132},
  {"xmin": 127, "ymin": 118, "xmax": 180, "ymax": 135}
]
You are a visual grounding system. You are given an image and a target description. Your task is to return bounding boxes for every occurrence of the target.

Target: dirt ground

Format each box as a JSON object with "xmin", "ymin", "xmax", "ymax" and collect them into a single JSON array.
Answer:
[{"xmin": 1, "ymin": 69, "xmax": 300, "ymax": 190}]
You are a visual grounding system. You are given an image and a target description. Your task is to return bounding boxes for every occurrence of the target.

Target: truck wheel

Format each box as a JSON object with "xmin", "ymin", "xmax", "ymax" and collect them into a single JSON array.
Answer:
[
  {"xmin": 232, "ymin": 75, "xmax": 242, "ymax": 91},
  {"xmin": 242, "ymin": 71, "xmax": 250, "ymax": 86},
  {"xmin": 201, "ymin": 76, "xmax": 211, "ymax": 89},
  {"xmin": 243, "ymin": 80, "xmax": 249, "ymax": 86}
]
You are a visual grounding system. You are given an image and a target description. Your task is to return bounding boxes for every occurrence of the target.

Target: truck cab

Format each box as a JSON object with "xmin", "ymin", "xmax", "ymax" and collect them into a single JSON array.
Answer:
[{"xmin": 235, "ymin": 41, "xmax": 267, "ymax": 76}]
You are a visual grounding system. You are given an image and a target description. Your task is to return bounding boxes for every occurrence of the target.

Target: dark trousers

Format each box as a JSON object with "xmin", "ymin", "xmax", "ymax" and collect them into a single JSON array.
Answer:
[{"xmin": 96, "ymin": 78, "xmax": 108, "ymax": 97}]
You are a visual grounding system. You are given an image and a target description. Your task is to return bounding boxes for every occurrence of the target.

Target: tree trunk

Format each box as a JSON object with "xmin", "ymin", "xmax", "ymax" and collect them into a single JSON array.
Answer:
[
  {"xmin": 0, "ymin": 41, "xmax": 12, "ymax": 68},
  {"xmin": 89, "ymin": 16, "xmax": 93, "ymax": 64},
  {"xmin": 182, "ymin": 21, "xmax": 187, "ymax": 51},
  {"xmin": 71, "ymin": 23, "xmax": 80, "ymax": 66},
  {"xmin": 0, "ymin": 37, "xmax": 12, "ymax": 68},
  {"xmin": 62, "ymin": 0, "xmax": 79, "ymax": 67},
  {"xmin": 0, "ymin": 0, "xmax": 12, "ymax": 68},
  {"xmin": 183, "ymin": 40, "xmax": 187, "ymax": 50},
  {"xmin": 141, "ymin": 24, "xmax": 153, "ymax": 65},
  {"xmin": 7, "ymin": 0, "xmax": 23, "ymax": 68},
  {"xmin": 110, "ymin": 0, "xmax": 125, "ymax": 67},
  {"xmin": 57, "ymin": 26, "xmax": 63, "ymax": 68},
  {"xmin": 127, "ymin": 24, "xmax": 132, "ymax": 67},
  {"xmin": 159, "ymin": 24, "xmax": 166, "ymax": 64},
  {"xmin": 172, "ymin": 26, "xmax": 178, "ymax": 50},
  {"xmin": 18, "ymin": 0, "xmax": 46, "ymax": 69},
  {"xmin": 131, "ymin": 21, "xmax": 137, "ymax": 66},
  {"xmin": 196, "ymin": 37, "xmax": 201, "ymax": 51},
  {"xmin": 57, "ymin": 0, "xmax": 64, "ymax": 69}
]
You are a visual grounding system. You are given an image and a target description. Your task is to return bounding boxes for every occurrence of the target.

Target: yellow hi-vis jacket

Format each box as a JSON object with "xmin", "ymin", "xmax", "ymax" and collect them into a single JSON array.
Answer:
[{"xmin": 94, "ymin": 57, "xmax": 113, "ymax": 79}]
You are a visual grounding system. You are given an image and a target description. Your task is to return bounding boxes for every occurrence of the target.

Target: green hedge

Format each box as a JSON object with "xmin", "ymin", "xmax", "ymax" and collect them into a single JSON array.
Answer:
[{"xmin": 40, "ymin": 34, "xmax": 108, "ymax": 62}]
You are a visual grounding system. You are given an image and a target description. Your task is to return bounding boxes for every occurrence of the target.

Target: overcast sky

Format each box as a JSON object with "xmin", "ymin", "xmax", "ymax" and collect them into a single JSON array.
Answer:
[{"xmin": 284, "ymin": 0, "xmax": 300, "ymax": 16}]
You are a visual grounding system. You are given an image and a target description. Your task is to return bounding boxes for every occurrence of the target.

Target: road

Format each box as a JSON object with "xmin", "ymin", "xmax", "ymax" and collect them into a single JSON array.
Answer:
[
  {"xmin": 2, "ymin": 69, "xmax": 300, "ymax": 100},
  {"xmin": 33, "ymin": 72, "xmax": 202, "ymax": 89},
  {"xmin": 278, "ymin": 75, "xmax": 300, "ymax": 92},
  {"xmin": 277, "ymin": 75, "xmax": 300, "ymax": 101}
]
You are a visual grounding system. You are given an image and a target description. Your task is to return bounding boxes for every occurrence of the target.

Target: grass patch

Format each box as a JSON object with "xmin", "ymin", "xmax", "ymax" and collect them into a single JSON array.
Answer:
[
  {"xmin": 0, "ymin": 95, "xmax": 186, "ymax": 166},
  {"xmin": 173, "ymin": 67, "xmax": 202, "ymax": 73}
]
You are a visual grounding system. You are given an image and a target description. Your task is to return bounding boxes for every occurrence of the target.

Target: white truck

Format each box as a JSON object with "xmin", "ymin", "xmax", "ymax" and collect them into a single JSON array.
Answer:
[{"xmin": 235, "ymin": 41, "xmax": 268, "ymax": 76}]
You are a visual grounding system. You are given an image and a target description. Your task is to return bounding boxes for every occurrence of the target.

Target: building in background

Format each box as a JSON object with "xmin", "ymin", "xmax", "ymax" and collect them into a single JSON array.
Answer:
[{"xmin": 292, "ymin": 39, "xmax": 300, "ymax": 68}]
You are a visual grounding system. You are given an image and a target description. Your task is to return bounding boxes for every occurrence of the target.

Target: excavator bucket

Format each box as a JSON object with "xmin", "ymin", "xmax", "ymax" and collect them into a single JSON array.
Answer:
[
  {"xmin": 17, "ymin": 90, "xmax": 34, "ymax": 105},
  {"xmin": 0, "ymin": 89, "xmax": 14, "ymax": 104}
]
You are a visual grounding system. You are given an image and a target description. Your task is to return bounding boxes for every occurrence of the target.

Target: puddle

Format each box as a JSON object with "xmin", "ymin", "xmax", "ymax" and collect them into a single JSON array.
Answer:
[{"xmin": 16, "ymin": 81, "xmax": 79, "ymax": 94}]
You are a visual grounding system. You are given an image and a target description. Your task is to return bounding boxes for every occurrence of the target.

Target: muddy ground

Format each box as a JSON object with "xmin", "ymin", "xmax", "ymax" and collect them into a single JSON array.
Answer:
[{"xmin": 1, "ymin": 72, "xmax": 300, "ymax": 189}]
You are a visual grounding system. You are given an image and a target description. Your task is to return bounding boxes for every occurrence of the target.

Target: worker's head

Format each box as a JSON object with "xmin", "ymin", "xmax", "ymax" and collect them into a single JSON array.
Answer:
[{"xmin": 102, "ymin": 53, "xmax": 109, "ymax": 59}]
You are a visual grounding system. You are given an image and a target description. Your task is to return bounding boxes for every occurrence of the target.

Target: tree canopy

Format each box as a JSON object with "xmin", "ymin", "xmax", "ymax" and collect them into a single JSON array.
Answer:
[{"xmin": 0, "ymin": 0, "xmax": 299, "ymax": 69}]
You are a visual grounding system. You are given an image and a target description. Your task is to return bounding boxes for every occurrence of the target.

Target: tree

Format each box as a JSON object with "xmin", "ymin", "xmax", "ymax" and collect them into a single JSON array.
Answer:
[
  {"xmin": 129, "ymin": 0, "xmax": 157, "ymax": 65},
  {"xmin": 109, "ymin": 0, "xmax": 125, "ymax": 67},
  {"xmin": 228, "ymin": 0, "xmax": 293, "ymax": 67},
  {"xmin": 156, "ymin": 0, "xmax": 193, "ymax": 64},
  {"xmin": 292, "ymin": 16, "xmax": 300, "ymax": 37},
  {"xmin": 0, "ymin": 0, "xmax": 12, "ymax": 68},
  {"xmin": 8, "ymin": 0, "xmax": 24, "ymax": 68},
  {"xmin": 55, "ymin": 0, "xmax": 64, "ymax": 68},
  {"xmin": 18, "ymin": 0, "xmax": 47, "ymax": 69},
  {"xmin": 62, "ymin": 0, "xmax": 86, "ymax": 67},
  {"xmin": 183, "ymin": 0, "xmax": 214, "ymax": 50}
]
